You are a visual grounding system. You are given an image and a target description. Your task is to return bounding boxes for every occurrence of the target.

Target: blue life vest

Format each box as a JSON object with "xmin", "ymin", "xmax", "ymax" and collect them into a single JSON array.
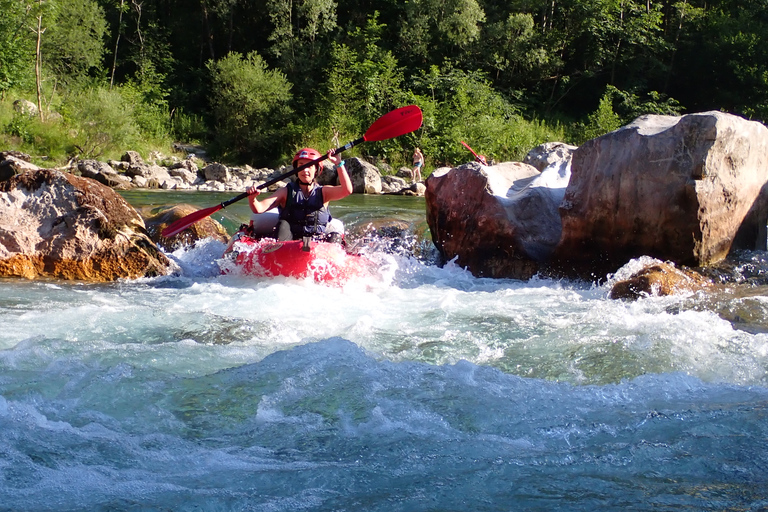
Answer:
[{"xmin": 279, "ymin": 181, "xmax": 332, "ymax": 238}]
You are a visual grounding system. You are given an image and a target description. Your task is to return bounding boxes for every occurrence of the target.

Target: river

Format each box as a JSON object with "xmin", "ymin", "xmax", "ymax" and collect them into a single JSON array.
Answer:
[{"xmin": 0, "ymin": 190, "xmax": 766, "ymax": 511}]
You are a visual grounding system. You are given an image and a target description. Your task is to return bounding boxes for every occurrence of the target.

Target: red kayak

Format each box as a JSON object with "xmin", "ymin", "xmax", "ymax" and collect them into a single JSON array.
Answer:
[{"xmin": 223, "ymin": 235, "xmax": 373, "ymax": 283}]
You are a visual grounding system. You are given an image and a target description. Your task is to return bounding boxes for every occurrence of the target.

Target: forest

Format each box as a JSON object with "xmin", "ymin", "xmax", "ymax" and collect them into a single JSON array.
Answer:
[{"xmin": 1, "ymin": 0, "xmax": 766, "ymax": 171}]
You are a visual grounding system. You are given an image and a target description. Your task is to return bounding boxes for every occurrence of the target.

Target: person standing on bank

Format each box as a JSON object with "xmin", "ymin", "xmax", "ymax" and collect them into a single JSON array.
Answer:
[
  {"xmin": 411, "ymin": 147, "xmax": 424, "ymax": 183},
  {"xmin": 245, "ymin": 147, "xmax": 352, "ymax": 242}
]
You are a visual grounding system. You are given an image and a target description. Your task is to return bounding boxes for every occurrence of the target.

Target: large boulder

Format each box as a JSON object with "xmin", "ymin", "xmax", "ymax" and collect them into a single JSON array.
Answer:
[
  {"xmin": 0, "ymin": 169, "xmax": 171, "ymax": 281},
  {"xmin": 551, "ymin": 111, "xmax": 768, "ymax": 277},
  {"xmin": 425, "ymin": 160, "xmax": 567, "ymax": 279},
  {"xmin": 524, "ymin": 142, "xmax": 578, "ymax": 172},
  {"xmin": 346, "ymin": 157, "xmax": 382, "ymax": 194}
]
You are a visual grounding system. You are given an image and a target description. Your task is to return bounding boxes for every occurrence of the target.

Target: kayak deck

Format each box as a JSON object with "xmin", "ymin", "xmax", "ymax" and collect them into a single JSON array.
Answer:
[{"xmin": 223, "ymin": 235, "xmax": 372, "ymax": 283}]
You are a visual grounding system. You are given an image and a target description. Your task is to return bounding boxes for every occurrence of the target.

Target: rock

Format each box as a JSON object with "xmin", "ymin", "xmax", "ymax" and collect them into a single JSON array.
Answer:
[
  {"xmin": 121, "ymin": 150, "xmax": 144, "ymax": 166},
  {"xmin": 346, "ymin": 157, "xmax": 382, "ymax": 194},
  {"xmin": 609, "ymin": 260, "xmax": 712, "ymax": 300},
  {"xmin": 425, "ymin": 161, "xmax": 552, "ymax": 279},
  {"xmin": 1, "ymin": 151, "xmax": 32, "ymax": 163},
  {"xmin": 1, "ymin": 152, "xmax": 39, "ymax": 182},
  {"xmin": 203, "ymin": 163, "xmax": 231, "ymax": 182},
  {"xmin": 144, "ymin": 204, "xmax": 230, "ymax": 251},
  {"xmin": 552, "ymin": 111, "xmax": 768, "ymax": 277},
  {"xmin": 316, "ymin": 162, "xmax": 337, "ymax": 186},
  {"xmin": 0, "ymin": 169, "xmax": 171, "ymax": 281},
  {"xmin": 523, "ymin": 142, "xmax": 578, "ymax": 172},
  {"xmin": 381, "ymin": 175, "xmax": 409, "ymax": 194},
  {"xmin": 169, "ymin": 157, "xmax": 199, "ymax": 174},
  {"xmin": 168, "ymin": 167, "xmax": 198, "ymax": 185},
  {"xmin": 396, "ymin": 167, "xmax": 413, "ymax": 180},
  {"xmin": 13, "ymin": 99, "xmax": 38, "ymax": 117},
  {"xmin": 124, "ymin": 162, "xmax": 174, "ymax": 188},
  {"xmin": 77, "ymin": 159, "xmax": 133, "ymax": 190}
]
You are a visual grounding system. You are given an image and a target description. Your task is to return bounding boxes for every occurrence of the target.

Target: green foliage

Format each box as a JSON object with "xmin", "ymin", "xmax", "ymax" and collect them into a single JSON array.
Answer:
[
  {"xmin": 579, "ymin": 87, "xmax": 623, "ymax": 143},
  {"xmin": 118, "ymin": 62, "xmax": 171, "ymax": 140},
  {"xmin": 62, "ymin": 87, "xmax": 140, "ymax": 158},
  {"xmin": 0, "ymin": 97, "xmax": 75, "ymax": 163},
  {"xmin": 42, "ymin": 0, "xmax": 109, "ymax": 84},
  {"xmin": 573, "ymin": 85, "xmax": 685, "ymax": 144},
  {"xmin": 400, "ymin": 0, "xmax": 486, "ymax": 62},
  {"xmin": 207, "ymin": 51, "xmax": 293, "ymax": 164},
  {"xmin": 171, "ymin": 109, "xmax": 208, "ymax": 144},
  {"xmin": 0, "ymin": 0, "xmax": 34, "ymax": 95},
  {"xmin": 1, "ymin": 0, "xmax": 767, "ymax": 169},
  {"xmin": 412, "ymin": 63, "xmax": 562, "ymax": 166}
]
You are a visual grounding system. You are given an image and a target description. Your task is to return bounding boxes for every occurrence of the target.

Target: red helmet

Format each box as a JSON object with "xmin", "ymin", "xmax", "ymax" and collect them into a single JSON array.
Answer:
[{"xmin": 292, "ymin": 147, "xmax": 321, "ymax": 167}]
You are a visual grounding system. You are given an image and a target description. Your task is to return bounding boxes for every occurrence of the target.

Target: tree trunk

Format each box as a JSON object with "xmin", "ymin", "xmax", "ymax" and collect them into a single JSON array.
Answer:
[
  {"xmin": 35, "ymin": 0, "xmax": 45, "ymax": 122},
  {"xmin": 110, "ymin": 0, "xmax": 126, "ymax": 89},
  {"xmin": 201, "ymin": 0, "xmax": 215, "ymax": 61}
]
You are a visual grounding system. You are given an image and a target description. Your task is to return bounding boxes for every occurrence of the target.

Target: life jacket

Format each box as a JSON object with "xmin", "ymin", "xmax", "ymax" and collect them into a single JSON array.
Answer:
[{"xmin": 279, "ymin": 181, "xmax": 332, "ymax": 238}]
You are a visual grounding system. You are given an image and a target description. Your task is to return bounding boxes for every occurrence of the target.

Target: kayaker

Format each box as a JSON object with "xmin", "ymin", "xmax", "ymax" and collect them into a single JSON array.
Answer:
[
  {"xmin": 412, "ymin": 147, "xmax": 424, "ymax": 182},
  {"xmin": 245, "ymin": 147, "xmax": 352, "ymax": 242}
]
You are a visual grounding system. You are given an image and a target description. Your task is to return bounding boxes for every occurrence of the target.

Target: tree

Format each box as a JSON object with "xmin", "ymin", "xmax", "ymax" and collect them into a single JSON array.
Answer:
[
  {"xmin": 399, "ymin": 0, "xmax": 486, "ymax": 64},
  {"xmin": 0, "ymin": 0, "xmax": 34, "ymax": 97},
  {"xmin": 265, "ymin": 0, "xmax": 337, "ymax": 83},
  {"xmin": 207, "ymin": 51, "xmax": 293, "ymax": 163},
  {"xmin": 41, "ymin": 0, "xmax": 108, "ymax": 84}
]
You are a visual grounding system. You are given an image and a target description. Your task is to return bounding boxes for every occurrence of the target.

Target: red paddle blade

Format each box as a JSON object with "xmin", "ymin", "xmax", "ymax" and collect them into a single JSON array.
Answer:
[
  {"xmin": 161, "ymin": 204, "xmax": 224, "ymax": 237},
  {"xmin": 461, "ymin": 140, "xmax": 479, "ymax": 159},
  {"xmin": 364, "ymin": 105, "xmax": 423, "ymax": 142}
]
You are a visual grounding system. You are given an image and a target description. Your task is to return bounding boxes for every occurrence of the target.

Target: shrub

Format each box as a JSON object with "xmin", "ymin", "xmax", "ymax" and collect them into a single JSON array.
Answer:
[
  {"xmin": 62, "ymin": 87, "xmax": 140, "ymax": 158},
  {"xmin": 207, "ymin": 51, "xmax": 293, "ymax": 164}
]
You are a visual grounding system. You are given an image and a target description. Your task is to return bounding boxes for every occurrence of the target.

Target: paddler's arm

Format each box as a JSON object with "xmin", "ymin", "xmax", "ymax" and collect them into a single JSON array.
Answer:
[
  {"xmin": 322, "ymin": 150, "xmax": 353, "ymax": 203},
  {"xmin": 246, "ymin": 185, "xmax": 287, "ymax": 214}
]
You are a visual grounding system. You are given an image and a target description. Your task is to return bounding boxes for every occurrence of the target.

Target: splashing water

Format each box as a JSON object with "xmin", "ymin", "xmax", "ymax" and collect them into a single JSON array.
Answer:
[{"xmin": 1, "ymin": 195, "xmax": 768, "ymax": 510}]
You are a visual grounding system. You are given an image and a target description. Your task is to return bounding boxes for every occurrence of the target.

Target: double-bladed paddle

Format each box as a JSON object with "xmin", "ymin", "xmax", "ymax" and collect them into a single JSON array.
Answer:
[
  {"xmin": 460, "ymin": 140, "xmax": 487, "ymax": 165},
  {"xmin": 161, "ymin": 104, "xmax": 424, "ymax": 238}
]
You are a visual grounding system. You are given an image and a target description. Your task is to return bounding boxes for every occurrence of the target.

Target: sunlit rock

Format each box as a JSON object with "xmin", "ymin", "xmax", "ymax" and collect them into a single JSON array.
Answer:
[
  {"xmin": 609, "ymin": 260, "xmax": 712, "ymax": 300},
  {"xmin": 552, "ymin": 111, "xmax": 768, "ymax": 277},
  {"xmin": 346, "ymin": 157, "xmax": 382, "ymax": 194},
  {"xmin": 12, "ymin": 99, "xmax": 38, "ymax": 117},
  {"xmin": 203, "ymin": 162, "xmax": 231, "ymax": 182},
  {"xmin": 524, "ymin": 142, "xmax": 578, "ymax": 172},
  {"xmin": 0, "ymin": 169, "xmax": 171, "ymax": 280},
  {"xmin": 144, "ymin": 204, "xmax": 230, "ymax": 251},
  {"xmin": 426, "ymin": 160, "xmax": 568, "ymax": 279},
  {"xmin": 381, "ymin": 175, "xmax": 409, "ymax": 193},
  {"xmin": 78, "ymin": 159, "xmax": 133, "ymax": 190}
]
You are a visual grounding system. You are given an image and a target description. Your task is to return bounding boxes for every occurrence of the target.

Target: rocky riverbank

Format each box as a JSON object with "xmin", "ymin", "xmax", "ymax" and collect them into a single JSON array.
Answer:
[{"xmin": 0, "ymin": 149, "xmax": 427, "ymax": 197}]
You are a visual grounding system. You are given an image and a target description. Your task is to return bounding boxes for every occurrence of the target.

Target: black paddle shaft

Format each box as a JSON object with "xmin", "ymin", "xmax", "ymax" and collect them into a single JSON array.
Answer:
[{"xmin": 218, "ymin": 136, "xmax": 365, "ymax": 210}]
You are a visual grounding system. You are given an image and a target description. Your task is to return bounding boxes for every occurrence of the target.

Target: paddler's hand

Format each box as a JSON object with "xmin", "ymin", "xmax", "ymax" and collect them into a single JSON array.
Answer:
[
  {"xmin": 327, "ymin": 149, "xmax": 342, "ymax": 167},
  {"xmin": 246, "ymin": 185, "xmax": 260, "ymax": 196}
]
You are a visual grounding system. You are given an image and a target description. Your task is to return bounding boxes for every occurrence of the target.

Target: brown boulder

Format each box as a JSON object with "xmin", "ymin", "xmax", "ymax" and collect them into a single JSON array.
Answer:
[
  {"xmin": 425, "ymin": 161, "xmax": 549, "ymax": 279},
  {"xmin": 609, "ymin": 261, "xmax": 712, "ymax": 300},
  {"xmin": 552, "ymin": 111, "xmax": 768, "ymax": 277},
  {"xmin": 144, "ymin": 204, "xmax": 230, "ymax": 251},
  {"xmin": 0, "ymin": 169, "xmax": 171, "ymax": 280}
]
